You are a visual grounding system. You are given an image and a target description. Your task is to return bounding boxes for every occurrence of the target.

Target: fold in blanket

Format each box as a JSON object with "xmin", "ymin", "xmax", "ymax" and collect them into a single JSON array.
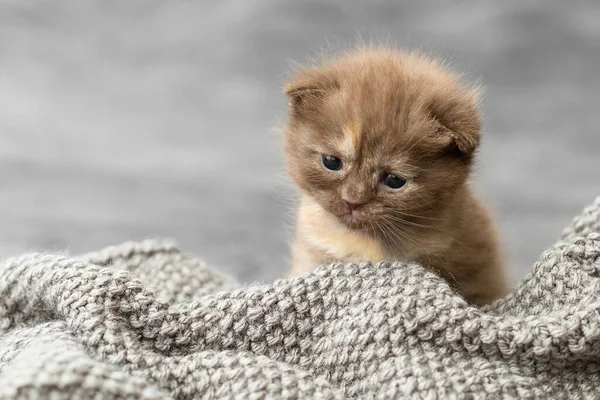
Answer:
[{"xmin": 1, "ymin": 196, "xmax": 600, "ymax": 399}]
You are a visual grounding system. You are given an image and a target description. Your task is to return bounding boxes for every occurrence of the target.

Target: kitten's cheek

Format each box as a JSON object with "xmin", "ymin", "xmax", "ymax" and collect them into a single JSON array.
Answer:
[{"xmin": 316, "ymin": 195, "xmax": 341, "ymax": 215}]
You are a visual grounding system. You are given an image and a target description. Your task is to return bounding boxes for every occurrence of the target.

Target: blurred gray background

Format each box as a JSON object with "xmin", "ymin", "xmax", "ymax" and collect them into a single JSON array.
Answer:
[{"xmin": 0, "ymin": 1, "xmax": 598, "ymax": 285}]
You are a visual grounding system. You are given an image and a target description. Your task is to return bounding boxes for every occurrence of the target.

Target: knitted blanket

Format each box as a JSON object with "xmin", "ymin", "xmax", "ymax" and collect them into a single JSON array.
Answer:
[{"xmin": 1, "ymin": 198, "xmax": 600, "ymax": 399}]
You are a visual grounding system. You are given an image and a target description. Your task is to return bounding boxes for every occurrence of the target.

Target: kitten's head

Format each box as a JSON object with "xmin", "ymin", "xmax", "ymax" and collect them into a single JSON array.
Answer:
[{"xmin": 282, "ymin": 48, "xmax": 482, "ymax": 234}]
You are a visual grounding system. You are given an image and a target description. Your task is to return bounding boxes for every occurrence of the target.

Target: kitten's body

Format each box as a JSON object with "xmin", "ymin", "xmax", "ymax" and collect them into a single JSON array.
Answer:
[
  {"xmin": 291, "ymin": 188, "xmax": 505, "ymax": 305},
  {"xmin": 282, "ymin": 48, "xmax": 507, "ymax": 305}
]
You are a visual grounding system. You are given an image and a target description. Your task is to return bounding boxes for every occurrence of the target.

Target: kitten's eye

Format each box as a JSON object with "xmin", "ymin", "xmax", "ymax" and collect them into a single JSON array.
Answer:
[
  {"xmin": 382, "ymin": 173, "xmax": 407, "ymax": 190},
  {"xmin": 322, "ymin": 155, "xmax": 342, "ymax": 171}
]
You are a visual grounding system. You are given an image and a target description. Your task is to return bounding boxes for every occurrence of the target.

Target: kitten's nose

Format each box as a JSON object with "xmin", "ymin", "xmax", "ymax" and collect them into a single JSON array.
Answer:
[{"xmin": 344, "ymin": 200, "xmax": 364, "ymax": 212}]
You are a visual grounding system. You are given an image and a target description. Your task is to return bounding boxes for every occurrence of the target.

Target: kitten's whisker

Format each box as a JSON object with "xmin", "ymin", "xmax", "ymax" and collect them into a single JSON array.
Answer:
[
  {"xmin": 372, "ymin": 220, "xmax": 396, "ymax": 250},
  {"xmin": 381, "ymin": 214, "xmax": 434, "ymax": 229},
  {"xmin": 396, "ymin": 227, "xmax": 423, "ymax": 245},
  {"xmin": 377, "ymin": 221, "xmax": 401, "ymax": 250},
  {"xmin": 393, "ymin": 223, "xmax": 428, "ymax": 244},
  {"xmin": 385, "ymin": 208, "xmax": 443, "ymax": 221},
  {"xmin": 382, "ymin": 225, "xmax": 407, "ymax": 254},
  {"xmin": 391, "ymin": 230, "xmax": 420, "ymax": 252},
  {"xmin": 382, "ymin": 221, "xmax": 421, "ymax": 249},
  {"xmin": 386, "ymin": 214, "xmax": 435, "ymax": 228},
  {"xmin": 382, "ymin": 201, "xmax": 441, "ymax": 218}
]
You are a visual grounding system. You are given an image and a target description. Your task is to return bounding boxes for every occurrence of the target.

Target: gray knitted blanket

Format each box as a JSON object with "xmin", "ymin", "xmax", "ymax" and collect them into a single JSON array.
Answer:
[{"xmin": 1, "ymin": 198, "xmax": 600, "ymax": 399}]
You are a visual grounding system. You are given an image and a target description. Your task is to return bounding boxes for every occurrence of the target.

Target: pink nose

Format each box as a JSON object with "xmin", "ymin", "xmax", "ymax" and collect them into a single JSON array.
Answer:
[{"xmin": 344, "ymin": 200, "xmax": 365, "ymax": 212}]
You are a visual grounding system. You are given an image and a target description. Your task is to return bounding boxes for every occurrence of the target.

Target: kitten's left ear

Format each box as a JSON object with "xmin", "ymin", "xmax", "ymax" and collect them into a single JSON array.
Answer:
[
  {"xmin": 284, "ymin": 68, "xmax": 339, "ymax": 114},
  {"xmin": 429, "ymin": 88, "xmax": 482, "ymax": 157}
]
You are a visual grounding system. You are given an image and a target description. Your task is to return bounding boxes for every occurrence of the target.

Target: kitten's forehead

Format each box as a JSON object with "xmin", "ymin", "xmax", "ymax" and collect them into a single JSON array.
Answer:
[
  {"xmin": 335, "ymin": 112, "xmax": 425, "ymax": 159},
  {"xmin": 331, "ymin": 82, "xmax": 429, "ymax": 155},
  {"xmin": 339, "ymin": 121, "xmax": 360, "ymax": 157},
  {"xmin": 333, "ymin": 118, "xmax": 419, "ymax": 175}
]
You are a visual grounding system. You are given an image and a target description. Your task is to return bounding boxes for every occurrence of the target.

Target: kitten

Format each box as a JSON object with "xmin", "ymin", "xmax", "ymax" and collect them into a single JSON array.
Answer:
[{"xmin": 282, "ymin": 47, "xmax": 507, "ymax": 305}]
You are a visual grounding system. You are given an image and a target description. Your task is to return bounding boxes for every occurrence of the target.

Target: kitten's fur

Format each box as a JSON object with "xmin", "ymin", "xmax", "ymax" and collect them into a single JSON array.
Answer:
[{"xmin": 282, "ymin": 47, "xmax": 507, "ymax": 305}]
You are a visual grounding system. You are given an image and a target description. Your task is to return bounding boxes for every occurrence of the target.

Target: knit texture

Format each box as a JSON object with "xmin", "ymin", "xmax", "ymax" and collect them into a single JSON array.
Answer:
[{"xmin": 1, "ymin": 197, "xmax": 600, "ymax": 399}]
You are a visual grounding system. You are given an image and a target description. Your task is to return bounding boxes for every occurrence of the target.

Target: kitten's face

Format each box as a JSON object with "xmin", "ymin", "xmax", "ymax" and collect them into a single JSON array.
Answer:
[{"xmin": 283, "ymin": 49, "xmax": 482, "ymax": 235}]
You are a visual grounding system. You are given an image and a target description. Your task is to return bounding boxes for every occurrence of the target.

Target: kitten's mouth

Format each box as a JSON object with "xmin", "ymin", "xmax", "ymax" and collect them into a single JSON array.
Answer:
[{"xmin": 340, "ymin": 211, "xmax": 364, "ymax": 229}]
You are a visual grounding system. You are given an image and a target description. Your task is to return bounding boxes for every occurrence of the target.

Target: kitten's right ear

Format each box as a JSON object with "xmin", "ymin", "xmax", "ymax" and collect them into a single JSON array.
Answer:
[
  {"xmin": 428, "ymin": 88, "xmax": 482, "ymax": 158},
  {"xmin": 284, "ymin": 69, "xmax": 338, "ymax": 113}
]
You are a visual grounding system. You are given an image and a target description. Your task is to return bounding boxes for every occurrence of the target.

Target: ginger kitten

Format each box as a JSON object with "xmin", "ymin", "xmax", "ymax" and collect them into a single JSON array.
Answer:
[{"xmin": 282, "ymin": 47, "xmax": 507, "ymax": 305}]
